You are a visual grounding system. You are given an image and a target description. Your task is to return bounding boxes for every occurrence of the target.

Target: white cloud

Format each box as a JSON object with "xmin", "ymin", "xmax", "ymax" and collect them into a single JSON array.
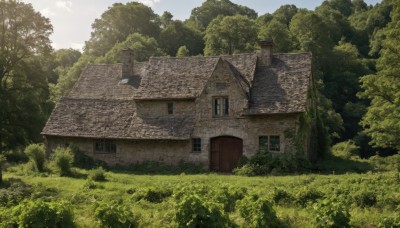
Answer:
[
  {"xmin": 40, "ymin": 8, "xmax": 56, "ymax": 17},
  {"xmin": 136, "ymin": 0, "xmax": 161, "ymax": 7},
  {"xmin": 70, "ymin": 43, "xmax": 84, "ymax": 51},
  {"xmin": 56, "ymin": 1, "xmax": 73, "ymax": 12}
]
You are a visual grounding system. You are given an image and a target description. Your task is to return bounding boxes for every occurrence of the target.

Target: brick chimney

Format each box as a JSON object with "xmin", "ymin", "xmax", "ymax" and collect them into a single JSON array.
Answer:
[
  {"xmin": 121, "ymin": 48, "xmax": 134, "ymax": 78},
  {"xmin": 258, "ymin": 38, "xmax": 274, "ymax": 66}
]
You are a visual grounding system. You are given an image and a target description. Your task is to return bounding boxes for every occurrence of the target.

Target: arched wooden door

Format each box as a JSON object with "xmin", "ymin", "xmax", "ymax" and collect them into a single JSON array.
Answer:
[{"xmin": 210, "ymin": 136, "xmax": 243, "ymax": 172}]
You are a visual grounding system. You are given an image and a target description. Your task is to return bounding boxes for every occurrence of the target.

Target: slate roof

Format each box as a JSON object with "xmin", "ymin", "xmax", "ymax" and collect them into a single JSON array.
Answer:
[
  {"xmin": 42, "ymin": 98, "xmax": 193, "ymax": 140},
  {"xmin": 248, "ymin": 53, "xmax": 312, "ymax": 114},
  {"xmin": 42, "ymin": 52, "xmax": 312, "ymax": 140}
]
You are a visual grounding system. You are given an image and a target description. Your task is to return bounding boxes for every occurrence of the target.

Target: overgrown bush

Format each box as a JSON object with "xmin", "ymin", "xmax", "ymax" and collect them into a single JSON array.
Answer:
[
  {"xmin": 174, "ymin": 194, "xmax": 232, "ymax": 228},
  {"xmin": 95, "ymin": 200, "xmax": 138, "ymax": 228},
  {"xmin": 353, "ymin": 190, "xmax": 377, "ymax": 207},
  {"xmin": 132, "ymin": 187, "xmax": 172, "ymax": 203},
  {"xmin": 69, "ymin": 144, "xmax": 107, "ymax": 169},
  {"xmin": 213, "ymin": 185, "xmax": 247, "ymax": 212},
  {"xmin": 270, "ymin": 188, "xmax": 294, "ymax": 205},
  {"xmin": 313, "ymin": 197, "xmax": 350, "ymax": 228},
  {"xmin": 0, "ymin": 181, "xmax": 32, "ymax": 206},
  {"xmin": 51, "ymin": 147, "xmax": 74, "ymax": 176},
  {"xmin": 295, "ymin": 187, "xmax": 323, "ymax": 207},
  {"xmin": 11, "ymin": 199, "xmax": 75, "ymax": 228},
  {"xmin": 331, "ymin": 140, "xmax": 360, "ymax": 159},
  {"xmin": 24, "ymin": 144, "xmax": 46, "ymax": 172},
  {"xmin": 88, "ymin": 167, "xmax": 106, "ymax": 181},
  {"xmin": 118, "ymin": 161, "xmax": 206, "ymax": 174},
  {"xmin": 234, "ymin": 148, "xmax": 309, "ymax": 176},
  {"xmin": 237, "ymin": 194, "xmax": 282, "ymax": 228}
]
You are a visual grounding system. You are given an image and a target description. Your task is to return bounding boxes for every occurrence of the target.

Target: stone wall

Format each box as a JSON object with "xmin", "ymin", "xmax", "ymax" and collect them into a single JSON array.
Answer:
[{"xmin": 45, "ymin": 136, "xmax": 195, "ymax": 166}]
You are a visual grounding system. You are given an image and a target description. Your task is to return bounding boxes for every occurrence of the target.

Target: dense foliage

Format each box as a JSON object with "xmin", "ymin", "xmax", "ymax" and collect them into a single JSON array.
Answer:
[
  {"xmin": 1, "ymin": 156, "xmax": 399, "ymax": 227},
  {"xmin": 1, "ymin": 0, "xmax": 400, "ymax": 162}
]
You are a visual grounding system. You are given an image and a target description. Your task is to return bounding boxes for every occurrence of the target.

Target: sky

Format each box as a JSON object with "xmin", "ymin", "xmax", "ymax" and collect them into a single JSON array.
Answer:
[{"xmin": 23, "ymin": 0, "xmax": 382, "ymax": 51}]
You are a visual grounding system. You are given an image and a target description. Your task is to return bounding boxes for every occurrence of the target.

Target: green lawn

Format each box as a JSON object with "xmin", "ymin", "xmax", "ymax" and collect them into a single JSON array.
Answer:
[{"xmin": 1, "ymin": 166, "xmax": 399, "ymax": 227}]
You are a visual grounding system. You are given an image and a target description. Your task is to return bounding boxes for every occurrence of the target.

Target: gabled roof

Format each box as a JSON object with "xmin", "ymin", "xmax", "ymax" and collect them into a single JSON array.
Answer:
[
  {"xmin": 42, "ymin": 51, "xmax": 312, "ymax": 139},
  {"xmin": 248, "ymin": 53, "xmax": 312, "ymax": 114},
  {"xmin": 42, "ymin": 98, "xmax": 193, "ymax": 140},
  {"xmin": 134, "ymin": 53, "xmax": 258, "ymax": 100}
]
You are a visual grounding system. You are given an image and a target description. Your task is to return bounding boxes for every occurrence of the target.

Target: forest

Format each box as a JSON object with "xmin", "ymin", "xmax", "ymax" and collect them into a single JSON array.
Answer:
[
  {"xmin": 1, "ymin": 0, "xmax": 399, "ymax": 159},
  {"xmin": 0, "ymin": 0, "xmax": 400, "ymax": 227}
]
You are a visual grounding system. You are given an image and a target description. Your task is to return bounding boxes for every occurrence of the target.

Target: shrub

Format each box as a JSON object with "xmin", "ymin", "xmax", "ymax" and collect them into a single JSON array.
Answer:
[
  {"xmin": 69, "ymin": 144, "xmax": 107, "ymax": 169},
  {"xmin": 51, "ymin": 147, "xmax": 74, "ymax": 176},
  {"xmin": 233, "ymin": 163, "xmax": 256, "ymax": 176},
  {"xmin": 271, "ymin": 188, "xmax": 294, "ymax": 205},
  {"xmin": 237, "ymin": 195, "xmax": 282, "ymax": 228},
  {"xmin": 88, "ymin": 167, "xmax": 106, "ymax": 181},
  {"xmin": 174, "ymin": 194, "xmax": 231, "ymax": 228},
  {"xmin": 331, "ymin": 140, "xmax": 359, "ymax": 159},
  {"xmin": 0, "ymin": 181, "xmax": 32, "ymax": 206},
  {"xmin": 378, "ymin": 213, "xmax": 400, "ymax": 228},
  {"xmin": 24, "ymin": 144, "xmax": 46, "ymax": 172},
  {"xmin": 213, "ymin": 185, "xmax": 247, "ymax": 212},
  {"xmin": 12, "ymin": 199, "xmax": 75, "ymax": 228},
  {"xmin": 353, "ymin": 190, "xmax": 377, "ymax": 207},
  {"xmin": 132, "ymin": 187, "xmax": 172, "ymax": 203},
  {"xmin": 237, "ymin": 155, "xmax": 250, "ymax": 168},
  {"xmin": 313, "ymin": 197, "xmax": 350, "ymax": 228},
  {"xmin": 95, "ymin": 200, "xmax": 138, "ymax": 228},
  {"xmin": 295, "ymin": 187, "xmax": 323, "ymax": 207}
]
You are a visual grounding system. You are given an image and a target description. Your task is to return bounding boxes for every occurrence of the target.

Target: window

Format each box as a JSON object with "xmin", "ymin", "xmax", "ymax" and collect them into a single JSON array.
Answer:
[
  {"xmin": 269, "ymin": 136, "xmax": 280, "ymax": 151},
  {"xmin": 213, "ymin": 97, "xmax": 229, "ymax": 117},
  {"xmin": 167, "ymin": 102, "xmax": 173, "ymax": 115},
  {"xmin": 258, "ymin": 136, "xmax": 268, "ymax": 150},
  {"xmin": 95, "ymin": 139, "xmax": 116, "ymax": 154},
  {"xmin": 192, "ymin": 138, "xmax": 201, "ymax": 152},
  {"xmin": 258, "ymin": 135, "xmax": 280, "ymax": 152}
]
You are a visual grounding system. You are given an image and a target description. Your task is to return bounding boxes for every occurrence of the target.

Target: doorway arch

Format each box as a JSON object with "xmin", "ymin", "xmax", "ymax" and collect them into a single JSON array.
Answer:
[{"xmin": 210, "ymin": 136, "xmax": 243, "ymax": 172}]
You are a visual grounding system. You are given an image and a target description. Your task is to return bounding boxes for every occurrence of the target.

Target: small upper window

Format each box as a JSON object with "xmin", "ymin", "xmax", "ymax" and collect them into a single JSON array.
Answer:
[
  {"xmin": 95, "ymin": 139, "xmax": 116, "ymax": 154},
  {"xmin": 167, "ymin": 102, "xmax": 173, "ymax": 115},
  {"xmin": 192, "ymin": 138, "xmax": 201, "ymax": 152},
  {"xmin": 213, "ymin": 97, "xmax": 229, "ymax": 117}
]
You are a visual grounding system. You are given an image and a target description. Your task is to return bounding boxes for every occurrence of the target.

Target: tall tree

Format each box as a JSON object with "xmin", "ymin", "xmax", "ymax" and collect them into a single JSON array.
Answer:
[
  {"xmin": 359, "ymin": 0, "xmax": 400, "ymax": 150},
  {"xmin": 159, "ymin": 21, "xmax": 204, "ymax": 56},
  {"xmin": 0, "ymin": 0, "xmax": 53, "ymax": 182},
  {"xmin": 96, "ymin": 33, "xmax": 164, "ymax": 64},
  {"xmin": 84, "ymin": 2, "xmax": 160, "ymax": 57},
  {"xmin": 204, "ymin": 15, "xmax": 257, "ymax": 55},
  {"xmin": 272, "ymin": 4, "xmax": 298, "ymax": 26},
  {"xmin": 186, "ymin": 0, "xmax": 257, "ymax": 31},
  {"xmin": 258, "ymin": 19, "xmax": 293, "ymax": 53}
]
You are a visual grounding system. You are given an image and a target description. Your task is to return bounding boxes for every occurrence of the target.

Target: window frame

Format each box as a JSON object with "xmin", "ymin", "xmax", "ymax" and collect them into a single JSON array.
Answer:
[
  {"xmin": 212, "ymin": 97, "xmax": 229, "ymax": 117},
  {"xmin": 192, "ymin": 138, "xmax": 202, "ymax": 153},
  {"xmin": 258, "ymin": 135, "xmax": 281, "ymax": 152},
  {"xmin": 94, "ymin": 139, "xmax": 117, "ymax": 154}
]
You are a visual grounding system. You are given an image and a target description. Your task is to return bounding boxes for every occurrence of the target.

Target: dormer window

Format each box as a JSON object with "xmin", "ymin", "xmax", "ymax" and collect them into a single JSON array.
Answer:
[
  {"xmin": 167, "ymin": 102, "xmax": 173, "ymax": 115},
  {"xmin": 213, "ymin": 97, "xmax": 229, "ymax": 117}
]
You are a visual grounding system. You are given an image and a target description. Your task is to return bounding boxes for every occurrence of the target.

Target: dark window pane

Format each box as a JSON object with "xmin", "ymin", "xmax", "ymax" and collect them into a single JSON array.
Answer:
[
  {"xmin": 95, "ymin": 140, "xmax": 116, "ymax": 154},
  {"xmin": 223, "ymin": 98, "xmax": 229, "ymax": 115},
  {"xmin": 259, "ymin": 136, "xmax": 268, "ymax": 150},
  {"xmin": 269, "ymin": 136, "xmax": 280, "ymax": 151},
  {"xmin": 167, "ymin": 102, "xmax": 173, "ymax": 114},
  {"xmin": 192, "ymin": 138, "xmax": 201, "ymax": 152},
  {"xmin": 214, "ymin": 99, "xmax": 221, "ymax": 116}
]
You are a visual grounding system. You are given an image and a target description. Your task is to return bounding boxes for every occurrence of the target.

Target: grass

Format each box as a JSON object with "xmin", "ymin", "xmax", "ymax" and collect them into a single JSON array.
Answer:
[
  {"xmin": 1, "ymin": 169, "xmax": 399, "ymax": 227},
  {"xmin": 1, "ymin": 154, "xmax": 399, "ymax": 227}
]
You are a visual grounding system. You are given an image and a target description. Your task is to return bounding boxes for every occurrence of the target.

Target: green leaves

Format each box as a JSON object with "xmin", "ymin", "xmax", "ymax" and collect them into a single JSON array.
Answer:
[
  {"xmin": 359, "ymin": 0, "xmax": 400, "ymax": 150},
  {"xmin": 204, "ymin": 15, "xmax": 257, "ymax": 55}
]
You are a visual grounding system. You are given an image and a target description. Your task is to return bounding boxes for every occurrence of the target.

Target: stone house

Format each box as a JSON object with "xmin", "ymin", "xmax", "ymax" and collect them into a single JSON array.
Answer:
[{"xmin": 42, "ymin": 39, "xmax": 316, "ymax": 172}]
